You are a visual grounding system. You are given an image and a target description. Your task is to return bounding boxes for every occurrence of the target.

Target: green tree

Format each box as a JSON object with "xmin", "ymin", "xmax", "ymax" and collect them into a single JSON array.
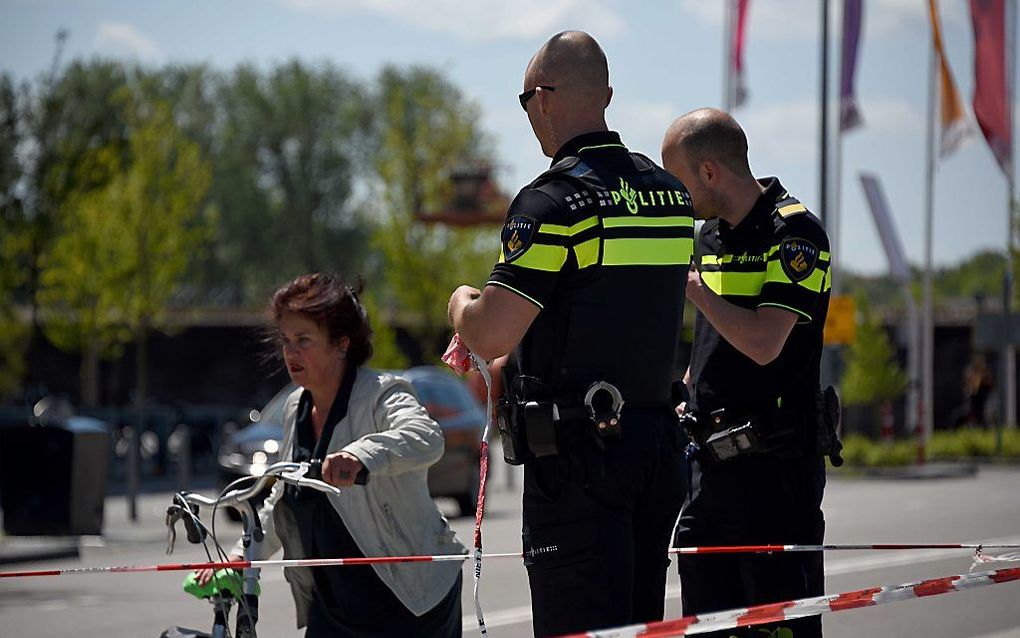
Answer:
[
  {"xmin": 0, "ymin": 73, "xmax": 30, "ymax": 398},
  {"xmin": 371, "ymin": 66, "xmax": 498, "ymax": 361},
  {"xmin": 204, "ymin": 60, "xmax": 372, "ymax": 304},
  {"xmin": 841, "ymin": 300, "xmax": 908, "ymax": 406},
  {"xmin": 39, "ymin": 97, "xmax": 212, "ymax": 406}
]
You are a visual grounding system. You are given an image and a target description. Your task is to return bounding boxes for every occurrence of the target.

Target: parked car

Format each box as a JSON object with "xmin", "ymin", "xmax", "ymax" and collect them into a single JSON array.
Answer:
[{"xmin": 217, "ymin": 366, "xmax": 486, "ymax": 516}]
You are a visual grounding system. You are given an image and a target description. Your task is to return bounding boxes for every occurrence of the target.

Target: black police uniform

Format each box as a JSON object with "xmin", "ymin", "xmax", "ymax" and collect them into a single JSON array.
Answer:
[
  {"xmin": 674, "ymin": 177, "xmax": 831, "ymax": 638},
  {"xmin": 487, "ymin": 131, "xmax": 694, "ymax": 637}
]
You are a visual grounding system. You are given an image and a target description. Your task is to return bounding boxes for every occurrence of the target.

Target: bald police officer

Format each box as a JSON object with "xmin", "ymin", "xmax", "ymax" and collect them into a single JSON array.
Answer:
[
  {"xmin": 449, "ymin": 31, "xmax": 693, "ymax": 637},
  {"xmin": 662, "ymin": 109, "xmax": 838, "ymax": 638}
]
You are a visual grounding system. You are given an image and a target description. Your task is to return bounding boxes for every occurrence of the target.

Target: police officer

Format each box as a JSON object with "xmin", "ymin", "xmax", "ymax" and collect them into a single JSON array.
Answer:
[
  {"xmin": 448, "ymin": 31, "xmax": 693, "ymax": 637},
  {"xmin": 661, "ymin": 108, "xmax": 837, "ymax": 638}
]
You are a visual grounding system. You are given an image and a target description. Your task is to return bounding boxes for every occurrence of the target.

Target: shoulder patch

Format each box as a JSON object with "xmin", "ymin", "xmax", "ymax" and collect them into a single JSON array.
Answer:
[
  {"xmin": 779, "ymin": 237, "xmax": 819, "ymax": 282},
  {"xmin": 502, "ymin": 215, "xmax": 537, "ymax": 262}
]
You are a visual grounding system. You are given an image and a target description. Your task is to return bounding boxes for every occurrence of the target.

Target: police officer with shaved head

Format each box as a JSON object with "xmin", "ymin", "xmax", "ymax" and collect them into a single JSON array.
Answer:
[
  {"xmin": 662, "ymin": 108, "xmax": 841, "ymax": 638},
  {"xmin": 449, "ymin": 31, "xmax": 694, "ymax": 637}
]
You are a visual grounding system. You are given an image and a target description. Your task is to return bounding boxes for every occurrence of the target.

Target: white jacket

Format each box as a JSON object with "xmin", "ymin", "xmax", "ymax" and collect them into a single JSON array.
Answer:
[{"xmin": 233, "ymin": 368, "xmax": 467, "ymax": 628}]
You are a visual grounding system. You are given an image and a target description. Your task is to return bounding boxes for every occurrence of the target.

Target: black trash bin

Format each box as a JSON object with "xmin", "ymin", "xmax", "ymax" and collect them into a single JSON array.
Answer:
[{"xmin": 0, "ymin": 417, "xmax": 109, "ymax": 536}]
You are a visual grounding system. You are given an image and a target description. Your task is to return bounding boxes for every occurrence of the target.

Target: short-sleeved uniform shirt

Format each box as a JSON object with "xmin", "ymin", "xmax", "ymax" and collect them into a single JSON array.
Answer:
[
  {"xmin": 486, "ymin": 131, "xmax": 695, "ymax": 404},
  {"xmin": 689, "ymin": 177, "xmax": 831, "ymax": 415}
]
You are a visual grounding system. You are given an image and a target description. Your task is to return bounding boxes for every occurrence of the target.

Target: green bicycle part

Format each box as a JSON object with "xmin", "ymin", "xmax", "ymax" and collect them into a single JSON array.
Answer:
[{"xmin": 182, "ymin": 569, "xmax": 260, "ymax": 600}]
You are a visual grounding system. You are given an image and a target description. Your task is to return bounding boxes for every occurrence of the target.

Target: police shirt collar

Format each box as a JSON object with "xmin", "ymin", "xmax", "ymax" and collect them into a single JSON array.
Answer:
[
  {"xmin": 723, "ymin": 176, "xmax": 784, "ymax": 235},
  {"xmin": 551, "ymin": 131, "xmax": 626, "ymax": 166}
]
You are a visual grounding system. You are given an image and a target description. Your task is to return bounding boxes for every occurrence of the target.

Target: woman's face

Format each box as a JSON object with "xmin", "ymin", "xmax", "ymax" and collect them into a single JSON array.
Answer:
[{"xmin": 278, "ymin": 311, "xmax": 347, "ymax": 391}]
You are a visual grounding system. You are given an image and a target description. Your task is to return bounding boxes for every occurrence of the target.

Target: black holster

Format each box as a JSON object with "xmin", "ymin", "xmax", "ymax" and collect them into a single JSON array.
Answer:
[
  {"xmin": 689, "ymin": 387, "xmax": 844, "ymax": 465},
  {"xmin": 495, "ymin": 395, "xmax": 559, "ymax": 465},
  {"xmin": 815, "ymin": 386, "xmax": 844, "ymax": 466}
]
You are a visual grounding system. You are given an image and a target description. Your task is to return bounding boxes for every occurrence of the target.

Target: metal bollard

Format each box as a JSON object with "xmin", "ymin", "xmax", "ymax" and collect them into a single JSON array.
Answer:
[
  {"xmin": 176, "ymin": 424, "xmax": 191, "ymax": 491},
  {"xmin": 125, "ymin": 426, "xmax": 139, "ymax": 522}
]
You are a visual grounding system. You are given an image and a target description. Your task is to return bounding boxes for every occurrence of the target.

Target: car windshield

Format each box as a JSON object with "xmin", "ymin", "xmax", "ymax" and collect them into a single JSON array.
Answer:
[{"xmin": 411, "ymin": 377, "xmax": 478, "ymax": 419}]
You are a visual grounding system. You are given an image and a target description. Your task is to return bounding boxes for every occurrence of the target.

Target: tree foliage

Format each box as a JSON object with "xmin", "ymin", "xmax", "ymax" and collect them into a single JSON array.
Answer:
[
  {"xmin": 38, "ymin": 96, "xmax": 212, "ymax": 404},
  {"xmin": 2, "ymin": 56, "xmax": 499, "ymax": 399},
  {"xmin": 840, "ymin": 299, "xmax": 908, "ymax": 406},
  {"xmin": 371, "ymin": 66, "xmax": 499, "ymax": 361}
]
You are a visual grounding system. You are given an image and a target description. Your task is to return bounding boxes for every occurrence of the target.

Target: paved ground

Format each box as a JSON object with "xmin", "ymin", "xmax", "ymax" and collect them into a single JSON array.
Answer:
[{"xmin": 1, "ymin": 462, "xmax": 1019, "ymax": 637}]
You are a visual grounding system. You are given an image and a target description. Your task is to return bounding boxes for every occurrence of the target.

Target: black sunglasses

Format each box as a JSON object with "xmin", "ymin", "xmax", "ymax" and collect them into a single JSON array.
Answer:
[{"xmin": 519, "ymin": 85, "xmax": 556, "ymax": 111}]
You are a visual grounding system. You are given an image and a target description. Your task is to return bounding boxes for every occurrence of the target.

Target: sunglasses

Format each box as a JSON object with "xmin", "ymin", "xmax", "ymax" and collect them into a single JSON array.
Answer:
[{"xmin": 519, "ymin": 85, "xmax": 556, "ymax": 111}]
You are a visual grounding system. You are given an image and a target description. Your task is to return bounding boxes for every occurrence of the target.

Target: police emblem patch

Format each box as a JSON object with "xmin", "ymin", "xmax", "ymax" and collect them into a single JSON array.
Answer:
[
  {"xmin": 779, "ymin": 238, "xmax": 819, "ymax": 282},
  {"xmin": 502, "ymin": 215, "xmax": 537, "ymax": 262}
]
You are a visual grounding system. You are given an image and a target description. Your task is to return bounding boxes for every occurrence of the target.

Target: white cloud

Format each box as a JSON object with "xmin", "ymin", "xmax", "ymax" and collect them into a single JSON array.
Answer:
[
  {"xmin": 854, "ymin": 98, "xmax": 924, "ymax": 136},
  {"xmin": 282, "ymin": 0, "xmax": 624, "ymax": 40},
  {"xmin": 741, "ymin": 99, "xmax": 818, "ymax": 164},
  {"xmin": 611, "ymin": 99, "xmax": 682, "ymax": 157},
  {"xmin": 94, "ymin": 22, "xmax": 160, "ymax": 60}
]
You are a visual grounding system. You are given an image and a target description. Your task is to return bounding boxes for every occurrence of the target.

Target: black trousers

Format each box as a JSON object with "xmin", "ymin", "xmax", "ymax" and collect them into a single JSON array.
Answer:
[
  {"xmin": 674, "ymin": 454, "xmax": 826, "ymax": 638},
  {"xmin": 522, "ymin": 407, "xmax": 688, "ymax": 637}
]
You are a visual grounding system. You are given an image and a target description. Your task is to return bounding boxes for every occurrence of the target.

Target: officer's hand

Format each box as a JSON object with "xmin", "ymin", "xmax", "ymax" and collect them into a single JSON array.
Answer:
[
  {"xmin": 195, "ymin": 553, "xmax": 242, "ymax": 586},
  {"xmin": 322, "ymin": 451, "xmax": 364, "ymax": 487},
  {"xmin": 685, "ymin": 264, "xmax": 707, "ymax": 311},
  {"xmin": 675, "ymin": 401, "xmax": 687, "ymax": 417},
  {"xmin": 448, "ymin": 285, "xmax": 482, "ymax": 326}
]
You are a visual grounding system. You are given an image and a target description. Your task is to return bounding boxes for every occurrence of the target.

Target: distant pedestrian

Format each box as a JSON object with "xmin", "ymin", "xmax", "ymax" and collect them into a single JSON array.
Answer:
[{"xmin": 962, "ymin": 355, "xmax": 994, "ymax": 427}]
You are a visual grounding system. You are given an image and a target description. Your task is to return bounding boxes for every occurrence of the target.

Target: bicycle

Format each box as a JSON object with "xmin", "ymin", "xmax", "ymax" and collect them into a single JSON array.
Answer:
[{"xmin": 160, "ymin": 460, "xmax": 341, "ymax": 638}]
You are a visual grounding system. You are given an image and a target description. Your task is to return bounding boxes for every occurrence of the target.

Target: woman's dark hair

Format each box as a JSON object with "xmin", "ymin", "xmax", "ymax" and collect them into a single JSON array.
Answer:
[{"xmin": 269, "ymin": 273, "xmax": 373, "ymax": 368}]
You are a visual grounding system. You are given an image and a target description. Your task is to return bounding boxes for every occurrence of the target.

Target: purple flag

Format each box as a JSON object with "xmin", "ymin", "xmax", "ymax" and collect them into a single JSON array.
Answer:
[{"xmin": 839, "ymin": 0, "xmax": 864, "ymax": 131}]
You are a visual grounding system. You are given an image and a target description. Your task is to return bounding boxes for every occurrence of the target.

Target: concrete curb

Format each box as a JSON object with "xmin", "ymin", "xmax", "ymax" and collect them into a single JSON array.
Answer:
[
  {"xmin": 0, "ymin": 539, "xmax": 80, "ymax": 565},
  {"xmin": 833, "ymin": 463, "xmax": 980, "ymax": 480}
]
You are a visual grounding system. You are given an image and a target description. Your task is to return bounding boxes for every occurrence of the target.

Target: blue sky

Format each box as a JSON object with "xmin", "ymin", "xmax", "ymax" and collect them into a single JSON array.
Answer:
[{"xmin": 1, "ymin": 0, "xmax": 1015, "ymax": 276}]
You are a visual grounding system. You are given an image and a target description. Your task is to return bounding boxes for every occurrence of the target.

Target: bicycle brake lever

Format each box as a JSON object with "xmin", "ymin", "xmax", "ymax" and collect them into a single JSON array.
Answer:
[{"xmin": 165, "ymin": 506, "xmax": 179, "ymax": 555}]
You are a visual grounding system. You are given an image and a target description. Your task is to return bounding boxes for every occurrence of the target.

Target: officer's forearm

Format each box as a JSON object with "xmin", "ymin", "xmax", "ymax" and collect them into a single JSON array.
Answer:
[
  {"xmin": 454, "ymin": 286, "xmax": 538, "ymax": 361},
  {"xmin": 697, "ymin": 289, "xmax": 794, "ymax": 366},
  {"xmin": 456, "ymin": 300, "xmax": 509, "ymax": 361}
]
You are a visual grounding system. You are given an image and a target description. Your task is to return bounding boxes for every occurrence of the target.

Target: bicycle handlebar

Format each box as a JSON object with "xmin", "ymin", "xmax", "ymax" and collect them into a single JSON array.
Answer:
[{"xmin": 166, "ymin": 461, "xmax": 342, "ymax": 548}]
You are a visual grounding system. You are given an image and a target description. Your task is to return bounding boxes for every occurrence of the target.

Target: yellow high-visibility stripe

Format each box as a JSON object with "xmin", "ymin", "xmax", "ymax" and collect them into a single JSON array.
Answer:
[
  {"xmin": 541, "ymin": 216, "xmax": 599, "ymax": 236},
  {"xmin": 602, "ymin": 215, "xmax": 694, "ymax": 228},
  {"xmin": 701, "ymin": 270, "xmax": 766, "ymax": 296},
  {"xmin": 778, "ymin": 203, "xmax": 807, "ymax": 216},
  {"xmin": 602, "ymin": 237, "xmax": 693, "ymax": 266},
  {"xmin": 574, "ymin": 238, "xmax": 600, "ymax": 269},
  {"xmin": 511, "ymin": 243, "xmax": 568, "ymax": 272}
]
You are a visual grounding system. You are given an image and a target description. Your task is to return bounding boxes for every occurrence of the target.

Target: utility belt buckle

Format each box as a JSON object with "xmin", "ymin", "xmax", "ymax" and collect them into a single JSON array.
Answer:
[
  {"xmin": 701, "ymin": 408, "xmax": 764, "ymax": 462},
  {"xmin": 584, "ymin": 381, "xmax": 624, "ymax": 440}
]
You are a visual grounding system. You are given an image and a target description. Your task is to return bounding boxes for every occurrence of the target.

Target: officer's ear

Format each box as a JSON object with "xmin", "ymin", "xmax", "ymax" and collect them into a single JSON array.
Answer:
[
  {"xmin": 699, "ymin": 159, "xmax": 720, "ymax": 187},
  {"xmin": 605, "ymin": 85, "xmax": 613, "ymax": 109}
]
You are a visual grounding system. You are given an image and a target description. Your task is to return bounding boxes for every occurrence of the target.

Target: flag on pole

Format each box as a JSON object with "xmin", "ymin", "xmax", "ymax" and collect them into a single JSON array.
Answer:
[
  {"xmin": 928, "ymin": 0, "xmax": 971, "ymax": 156},
  {"xmin": 839, "ymin": 0, "xmax": 864, "ymax": 131},
  {"xmin": 729, "ymin": 0, "xmax": 751, "ymax": 108},
  {"xmin": 970, "ymin": 0, "xmax": 1013, "ymax": 176}
]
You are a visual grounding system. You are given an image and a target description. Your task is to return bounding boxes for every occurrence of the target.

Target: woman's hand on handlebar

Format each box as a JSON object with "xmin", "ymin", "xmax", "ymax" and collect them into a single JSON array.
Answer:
[
  {"xmin": 196, "ymin": 554, "xmax": 242, "ymax": 586},
  {"xmin": 322, "ymin": 451, "xmax": 364, "ymax": 487}
]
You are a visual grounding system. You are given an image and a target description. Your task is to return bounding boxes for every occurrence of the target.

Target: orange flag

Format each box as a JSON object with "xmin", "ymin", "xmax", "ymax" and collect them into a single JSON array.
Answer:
[{"xmin": 928, "ymin": 0, "xmax": 970, "ymax": 156}]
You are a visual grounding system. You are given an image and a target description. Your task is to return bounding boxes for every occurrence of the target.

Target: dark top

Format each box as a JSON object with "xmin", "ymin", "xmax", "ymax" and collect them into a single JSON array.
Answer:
[
  {"xmin": 487, "ymin": 131, "xmax": 695, "ymax": 404},
  {"xmin": 283, "ymin": 368, "xmax": 460, "ymax": 637},
  {"xmin": 689, "ymin": 177, "xmax": 831, "ymax": 415}
]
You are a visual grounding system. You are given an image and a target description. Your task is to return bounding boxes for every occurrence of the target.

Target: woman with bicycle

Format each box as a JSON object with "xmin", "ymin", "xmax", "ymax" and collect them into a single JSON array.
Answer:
[{"xmin": 198, "ymin": 273, "xmax": 466, "ymax": 637}]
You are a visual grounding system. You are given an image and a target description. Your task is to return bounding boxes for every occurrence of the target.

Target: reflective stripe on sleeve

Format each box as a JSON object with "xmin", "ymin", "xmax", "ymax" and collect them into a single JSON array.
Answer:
[{"xmin": 512, "ymin": 243, "xmax": 569, "ymax": 272}]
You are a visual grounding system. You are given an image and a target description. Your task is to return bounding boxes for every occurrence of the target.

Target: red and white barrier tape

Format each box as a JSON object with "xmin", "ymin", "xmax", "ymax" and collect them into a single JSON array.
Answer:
[
  {"xmin": 469, "ymin": 352, "xmax": 494, "ymax": 637},
  {"xmin": 559, "ymin": 566, "xmax": 1020, "ymax": 638},
  {"xmin": 4, "ymin": 543, "xmax": 1019, "ymax": 579}
]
